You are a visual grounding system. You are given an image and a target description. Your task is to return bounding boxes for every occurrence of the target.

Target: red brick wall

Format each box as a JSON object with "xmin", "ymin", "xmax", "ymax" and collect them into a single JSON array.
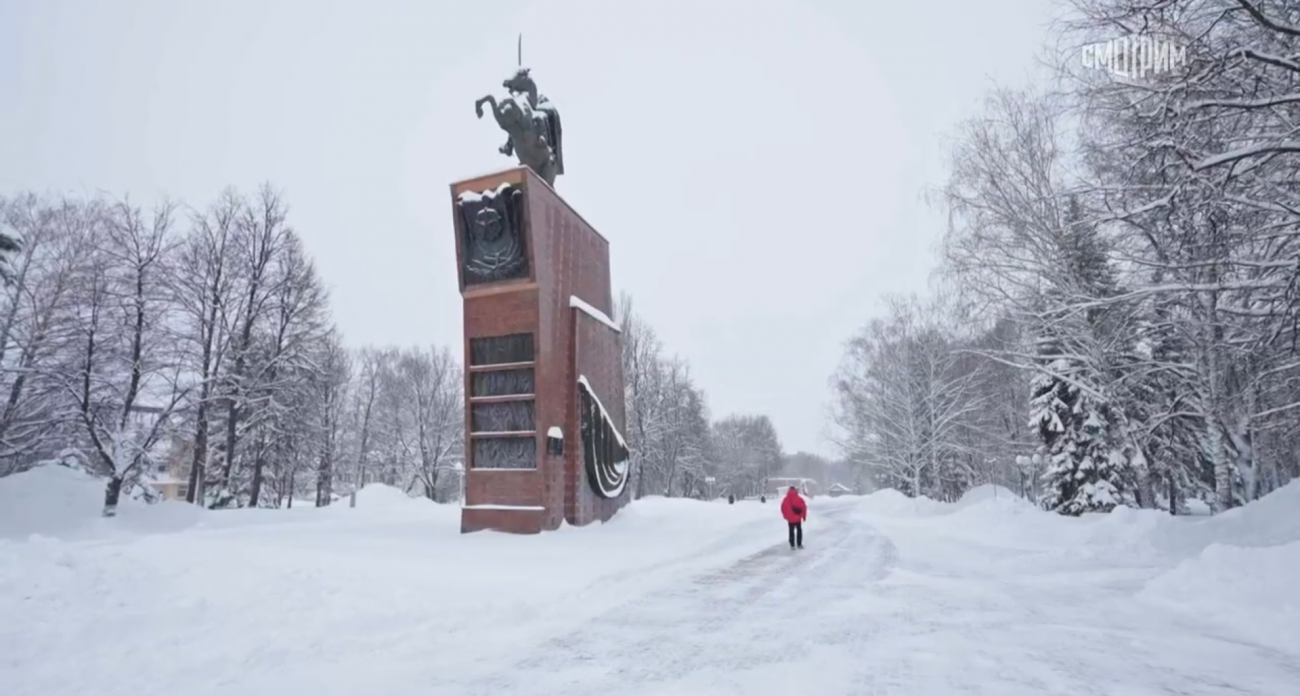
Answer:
[
  {"xmin": 525, "ymin": 177, "xmax": 568, "ymax": 531},
  {"xmin": 461, "ymin": 508, "xmax": 545, "ymax": 535},
  {"xmin": 524, "ymin": 172, "xmax": 629, "ymax": 527},
  {"xmin": 568, "ymin": 310, "xmax": 631, "ymax": 524}
]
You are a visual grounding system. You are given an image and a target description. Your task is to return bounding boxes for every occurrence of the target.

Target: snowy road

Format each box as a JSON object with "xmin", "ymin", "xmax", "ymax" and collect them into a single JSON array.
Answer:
[
  {"xmin": 445, "ymin": 502, "xmax": 897, "ymax": 695},
  {"xmin": 431, "ymin": 501, "xmax": 1299, "ymax": 696},
  {"xmin": 3, "ymin": 473, "xmax": 1298, "ymax": 696}
]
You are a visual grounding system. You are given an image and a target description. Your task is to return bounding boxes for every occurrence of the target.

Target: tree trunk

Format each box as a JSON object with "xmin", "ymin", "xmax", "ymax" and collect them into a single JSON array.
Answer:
[
  {"xmin": 102, "ymin": 476, "xmax": 124, "ymax": 518},
  {"xmin": 316, "ymin": 452, "xmax": 332, "ymax": 507},
  {"xmin": 1232, "ymin": 382, "xmax": 1257, "ymax": 501},
  {"xmin": 286, "ymin": 469, "xmax": 296, "ymax": 508},
  {"xmin": 1201, "ymin": 289, "xmax": 1233, "ymax": 513},
  {"xmin": 221, "ymin": 397, "xmax": 239, "ymax": 485},
  {"xmin": 249, "ymin": 453, "xmax": 266, "ymax": 507},
  {"xmin": 187, "ymin": 400, "xmax": 208, "ymax": 504}
]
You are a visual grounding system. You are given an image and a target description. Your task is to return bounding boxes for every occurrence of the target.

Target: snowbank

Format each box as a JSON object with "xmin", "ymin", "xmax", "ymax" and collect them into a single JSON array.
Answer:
[
  {"xmin": 0, "ymin": 465, "xmax": 207, "ymax": 541},
  {"xmin": 855, "ymin": 487, "xmax": 946, "ymax": 516},
  {"xmin": 859, "ymin": 480, "xmax": 1299, "ymax": 557},
  {"xmin": 856, "ymin": 484, "xmax": 1035, "ymax": 520},
  {"xmin": 1200, "ymin": 479, "xmax": 1300, "ymax": 548},
  {"xmin": 954, "ymin": 483, "xmax": 1035, "ymax": 512},
  {"xmin": 348, "ymin": 483, "xmax": 441, "ymax": 512},
  {"xmin": 1130, "ymin": 481, "xmax": 1300, "ymax": 650},
  {"xmin": 948, "ymin": 484, "xmax": 1038, "ymax": 525},
  {"xmin": 1069, "ymin": 480, "xmax": 1300, "ymax": 559},
  {"xmin": 853, "ymin": 484, "xmax": 1038, "ymax": 537},
  {"xmin": 0, "ymin": 465, "xmax": 109, "ymax": 540},
  {"xmin": 854, "ymin": 478, "xmax": 1300, "ymax": 655},
  {"xmin": 0, "ymin": 468, "xmax": 461, "ymax": 542},
  {"xmin": 1139, "ymin": 541, "xmax": 1300, "ymax": 650}
]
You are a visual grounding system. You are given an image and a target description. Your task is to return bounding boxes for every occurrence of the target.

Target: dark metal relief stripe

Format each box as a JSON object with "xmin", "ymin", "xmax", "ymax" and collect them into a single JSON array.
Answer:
[
  {"xmin": 469, "ymin": 333, "xmax": 535, "ymax": 366},
  {"xmin": 578, "ymin": 378, "xmax": 630, "ymax": 498},
  {"xmin": 471, "ymin": 401, "xmax": 536, "ymax": 433},
  {"xmin": 470, "ymin": 368, "xmax": 535, "ymax": 397},
  {"xmin": 472, "ymin": 436, "xmax": 537, "ymax": 470}
]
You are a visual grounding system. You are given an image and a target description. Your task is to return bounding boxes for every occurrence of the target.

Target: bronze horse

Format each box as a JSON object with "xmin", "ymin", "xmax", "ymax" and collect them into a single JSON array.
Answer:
[{"xmin": 475, "ymin": 68, "xmax": 563, "ymax": 186}]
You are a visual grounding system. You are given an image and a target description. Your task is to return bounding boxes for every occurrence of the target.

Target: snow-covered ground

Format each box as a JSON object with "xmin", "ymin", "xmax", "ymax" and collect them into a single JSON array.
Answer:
[{"xmin": 1, "ymin": 467, "xmax": 1297, "ymax": 695}]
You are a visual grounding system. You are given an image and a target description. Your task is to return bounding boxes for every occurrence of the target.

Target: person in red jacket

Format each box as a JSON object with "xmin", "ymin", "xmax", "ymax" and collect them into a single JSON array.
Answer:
[{"xmin": 780, "ymin": 486, "xmax": 808, "ymax": 549}]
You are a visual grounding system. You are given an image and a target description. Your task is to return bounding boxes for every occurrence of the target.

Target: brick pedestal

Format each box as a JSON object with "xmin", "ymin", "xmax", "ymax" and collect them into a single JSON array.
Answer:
[{"xmin": 450, "ymin": 166, "xmax": 631, "ymax": 534}]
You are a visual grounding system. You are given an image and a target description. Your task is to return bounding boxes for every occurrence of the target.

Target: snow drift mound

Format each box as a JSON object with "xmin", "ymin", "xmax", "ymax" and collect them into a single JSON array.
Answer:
[
  {"xmin": 1201, "ymin": 478, "xmax": 1300, "ymax": 549},
  {"xmin": 0, "ymin": 465, "xmax": 204, "ymax": 541},
  {"xmin": 1081, "ymin": 504, "xmax": 1174, "ymax": 550},
  {"xmin": 1140, "ymin": 541, "xmax": 1300, "ymax": 653},
  {"xmin": 0, "ymin": 465, "xmax": 108, "ymax": 540},
  {"xmin": 953, "ymin": 484, "xmax": 1036, "ymax": 514},
  {"xmin": 351, "ymin": 483, "xmax": 431, "ymax": 509},
  {"xmin": 857, "ymin": 484, "xmax": 1035, "ymax": 522},
  {"xmin": 856, "ymin": 487, "xmax": 945, "ymax": 516},
  {"xmin": 331, "ymin": 483, "xmax": 459, "ymax": 524},
  {"xmin": 582, "ymin": 495, "xmax": 772, "ymax": 534},
  {"xmin": 1136, "ymin": 481, "xmax": 1300, "ymax": 653}
]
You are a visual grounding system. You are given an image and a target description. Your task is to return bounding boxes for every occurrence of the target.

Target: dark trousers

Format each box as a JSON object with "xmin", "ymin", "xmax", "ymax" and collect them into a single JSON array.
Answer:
[{"xmin": 788, "ymin": 521, "xmax": 803, "ymax": 547}]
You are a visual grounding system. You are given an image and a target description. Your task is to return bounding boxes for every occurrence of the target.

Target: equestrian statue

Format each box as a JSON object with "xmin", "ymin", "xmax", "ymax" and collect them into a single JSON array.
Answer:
[{"xmin": 475, "ymin": 67, "xmax": 564, "ymax": 187}]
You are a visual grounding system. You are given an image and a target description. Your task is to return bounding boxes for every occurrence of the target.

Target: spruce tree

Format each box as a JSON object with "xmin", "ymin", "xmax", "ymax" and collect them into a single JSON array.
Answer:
[{"xmin": 1030, "ymin": 196, "xmax": 1137, "ymax": 515}]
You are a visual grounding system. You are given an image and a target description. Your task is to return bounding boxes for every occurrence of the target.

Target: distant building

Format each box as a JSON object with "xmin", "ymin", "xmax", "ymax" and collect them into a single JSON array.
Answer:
[
  {"xmin": 766, "ymin": 477, "xmax": 817, "ymax": 498},
  {"xmin": 142, "ymin": 433, "xmax": 195, "ymax": 501},
  {"xmin": 827, "ymin": 482, "xmax": 853, "ymax": 498},
  {"xmin": 115, "ymin": 402, "xmax": 192, "ymax": 502}
]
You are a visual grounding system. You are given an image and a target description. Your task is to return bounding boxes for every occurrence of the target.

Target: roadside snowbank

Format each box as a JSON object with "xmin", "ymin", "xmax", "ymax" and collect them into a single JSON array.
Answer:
[
  {"xmin": 1139, "ymin": 540, "xmax": 1300, "ymax": 650},
  {"xmin": 857, "ymin": 480, "xmax": 1299, "ymax": 556},
  {"xmin": 1134, "ymin": 482, "xmax": 1300, "ymax": 649},
  {"xmin": 855, "ymin": 487, "xmax": 947, "ymax": 516},
  {"xmin": 855, "ymin": 480, "xmax": 1300, "ymax": 655}
]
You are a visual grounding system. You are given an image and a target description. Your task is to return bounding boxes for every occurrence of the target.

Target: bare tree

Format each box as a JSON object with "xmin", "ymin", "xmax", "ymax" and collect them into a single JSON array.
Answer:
[
  {"xmin": 345, "ymin": 347, "xmax": 386, "ymax": 491},
  {"xmin": 0, "ymin": 195, "xmax": 97, "ymax": 473},
  {"xmin": 832, "ymin": 294, "xmax": 992, "ymax": 500},
  {"xmin": 169, "ymin": 191, "xmax": 239, "ymax": 504},
  {"xmin": 60, "ymin": 198, "xmax": 188, "ymax": 515},
  {"xmin": 243, "ymin": 231, "xmax": 330, "ymax": 507},
  {"xmin": 710, "ymin": 414, "xmax": 783, "ymax": 498},
  {"xmin": 314, "ymin": 329, "xmax": 351, "ymax": 506},
  {"xmin": 214, "ymin": 184, "xmax": 292, "ymax": 498},
  {"xmin": 616, "ymin": 293, "xmax": 719, "ymax": 499},
  {"xmin": 617, "ymin": 292, "xmax": 668, "ymax": 498},
  {"xmin": 374, "ymin": 346, "xmax": 464, "ymax": 500}
]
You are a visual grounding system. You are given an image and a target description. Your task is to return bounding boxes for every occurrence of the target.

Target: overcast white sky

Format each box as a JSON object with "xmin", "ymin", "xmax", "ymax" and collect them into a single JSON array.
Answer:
[{"xmin": 0, "ymin": 0, "xmax": 1054, "ymax": 458}]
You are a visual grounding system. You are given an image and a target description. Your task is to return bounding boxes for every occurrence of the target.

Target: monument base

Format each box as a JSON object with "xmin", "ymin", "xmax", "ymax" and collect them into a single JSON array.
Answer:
[
  {"xmin": 461, "ymin": 506, "xmax": 546, "ymax": 534},
  {"xmin": 451, "ymin": 166, "xmax": 631, "ymax": 535}
]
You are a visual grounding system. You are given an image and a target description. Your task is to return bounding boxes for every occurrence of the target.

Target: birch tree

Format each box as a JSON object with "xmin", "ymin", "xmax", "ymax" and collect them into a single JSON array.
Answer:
[{"xmin": 832, "ymin": 294, "xmax": 993, "ymax": 499}]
